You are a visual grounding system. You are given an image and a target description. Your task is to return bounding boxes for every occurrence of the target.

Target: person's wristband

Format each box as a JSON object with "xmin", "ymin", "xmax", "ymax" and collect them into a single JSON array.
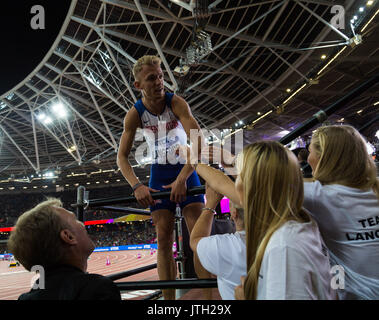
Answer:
[
  {"xmin": 201, "ymin": 207, "xmax": 216, "ymax": 215},
  {"xmin": 132, "ymin": 182, "xmax": 144, "ymax": 192}
]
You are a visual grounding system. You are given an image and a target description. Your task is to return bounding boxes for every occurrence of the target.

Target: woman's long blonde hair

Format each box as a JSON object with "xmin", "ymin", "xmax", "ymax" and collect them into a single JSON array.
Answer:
[
  {"xmin": 239, "ymin": 141, "xmax": 310, "ymax": 300},
  {"xmin": 311, "ymin": 125, "xmax": 379, "ymax": 196}
]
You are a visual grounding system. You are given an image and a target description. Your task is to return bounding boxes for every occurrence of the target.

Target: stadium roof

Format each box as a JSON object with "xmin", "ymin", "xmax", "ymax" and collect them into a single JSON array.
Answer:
[{"xmin": 0, "ymin": 0, "xmax": 377, "ymax": 193}]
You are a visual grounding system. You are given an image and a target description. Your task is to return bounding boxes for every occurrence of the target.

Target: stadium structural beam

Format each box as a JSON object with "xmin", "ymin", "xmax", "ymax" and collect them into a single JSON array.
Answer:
[{"xmin": 279, "ymin": 73, "xmax": 379, "ymax": 145}]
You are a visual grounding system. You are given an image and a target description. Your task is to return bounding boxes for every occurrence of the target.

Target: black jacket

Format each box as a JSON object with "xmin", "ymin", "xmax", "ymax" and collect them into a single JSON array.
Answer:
[{"xmin": 19, "ymin": 265, "xmax": 121, "ymax": 300}]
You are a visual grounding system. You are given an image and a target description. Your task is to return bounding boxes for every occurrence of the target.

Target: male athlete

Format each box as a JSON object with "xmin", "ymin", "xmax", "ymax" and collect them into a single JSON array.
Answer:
[{"xmin": 117, "ymin": 55, "xmax": 210, "ymax": 300}]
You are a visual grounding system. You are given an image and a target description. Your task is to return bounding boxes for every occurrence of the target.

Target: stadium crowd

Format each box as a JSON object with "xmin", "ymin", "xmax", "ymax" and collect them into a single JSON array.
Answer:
[
  {"xmin": 87, "ymin": 221, "xmax": 156, "ymax": 248},
  {"xmin": 0, "ymin": 185, "xmax": 134, "ymax": 228},
  {"xmin": 0, "ymin": 185, "xmax": 157, "ymax": 253}
]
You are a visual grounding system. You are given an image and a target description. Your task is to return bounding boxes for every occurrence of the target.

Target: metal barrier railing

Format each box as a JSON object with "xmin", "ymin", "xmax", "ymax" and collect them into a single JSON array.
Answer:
[
  {"xmin": 115, "ymin": 278, "xmax": 218, "ymax": 291},
  {"xmin": 107, "ymin": 263, "xmax": 158, "ymax": 281},
  {"xmin": 73, "ymin": 186, "xmax": 205, "ymax": 210}
]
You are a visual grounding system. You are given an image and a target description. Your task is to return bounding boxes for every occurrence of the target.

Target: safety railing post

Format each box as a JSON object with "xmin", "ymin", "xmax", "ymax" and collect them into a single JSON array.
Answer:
[
  {"xmin": 175, "ymin": 204, "xmax": 186, "ymax": 279},
  {"xmin": 76, "ymin": 185, "xmax": 86, "ymax": 222}
]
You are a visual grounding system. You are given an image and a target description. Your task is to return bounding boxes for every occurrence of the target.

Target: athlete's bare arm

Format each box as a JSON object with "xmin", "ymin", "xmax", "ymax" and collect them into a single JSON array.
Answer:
[
  {"xmin": 117, "ymin": 107, "xmax": 158, "ymax": 208},
  {"xmin": 162, "ymin": 94, "xmax": 204, "ymax": 203}
]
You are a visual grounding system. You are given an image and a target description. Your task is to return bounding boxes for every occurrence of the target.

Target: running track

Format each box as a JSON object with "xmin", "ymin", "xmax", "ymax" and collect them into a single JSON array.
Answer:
[{"xmin": 0, "ymin": 250, "xmax": 158, "ymax": 300}]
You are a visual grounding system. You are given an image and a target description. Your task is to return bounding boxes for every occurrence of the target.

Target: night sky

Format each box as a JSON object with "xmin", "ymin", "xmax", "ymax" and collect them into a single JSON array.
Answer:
[{"xmin": 0, "ymin": 0, "xmax": 71, "ymax": 95}]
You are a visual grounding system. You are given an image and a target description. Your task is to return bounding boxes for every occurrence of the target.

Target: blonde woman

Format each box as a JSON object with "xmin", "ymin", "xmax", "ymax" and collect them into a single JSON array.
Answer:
[
  {"xmin": 305, "ymin": 125, "xmax": 379, "ymax": 300},
  {"xmin": 194, "ymin": 141, "xmax": 336, "ymax": 299}
]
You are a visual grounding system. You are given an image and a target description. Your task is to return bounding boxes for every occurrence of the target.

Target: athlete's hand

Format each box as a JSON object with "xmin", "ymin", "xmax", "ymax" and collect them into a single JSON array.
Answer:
[
  {"xmin": 134, "ymin": 184, "xmax": 159, "ymax": 208},
  {"xmin": 163, "ymin": 179, "xmax": 187, "ymax": 203}
]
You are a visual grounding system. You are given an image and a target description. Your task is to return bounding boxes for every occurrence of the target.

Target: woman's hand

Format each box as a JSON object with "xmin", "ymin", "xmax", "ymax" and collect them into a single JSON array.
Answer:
[{"xmin": 234, "ymin": 276, "xmax": 246, "ymax": 300}]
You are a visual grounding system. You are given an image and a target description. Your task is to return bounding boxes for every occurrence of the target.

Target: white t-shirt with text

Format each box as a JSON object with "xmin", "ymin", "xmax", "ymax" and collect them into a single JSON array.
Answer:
[{"xmin": 304, "ymin": 181, "xmax": 379, "ymax": 299}]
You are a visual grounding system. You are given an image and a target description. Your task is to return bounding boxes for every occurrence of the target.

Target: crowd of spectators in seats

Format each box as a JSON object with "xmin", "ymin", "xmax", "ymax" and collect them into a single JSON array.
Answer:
[
  {"xmin": 0, "ymin": 185, "xmax": 133, "ymax": 228},
  {"xmin": 1, "ymin": 221, "xmax": 156, "ymax": 254},
  {"xmin": 87, "ymin": 221, "xmax": 156, "ymax": 248},
  {"xmin": 0, "ymin": 184, "xmax": 157, "ymax": 252},
  {"xmin": 0, "ymin": 243, "xmax": 8, "ymax": 253}
]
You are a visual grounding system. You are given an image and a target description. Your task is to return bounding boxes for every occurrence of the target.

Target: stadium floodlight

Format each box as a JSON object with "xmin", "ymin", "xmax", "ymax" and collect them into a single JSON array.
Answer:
[
  {"xmin": 37, "ymin": 112, "xmax": 46, "ymax": 121},
  {"xmin": 43, "ymin": 116, "xmax": 53, "ymax": 125},
  {"xmin": 51, "ymin": 101, "xmax": 67, "ymax": 119},
  {"xmin": 44, "ymin": 171, "xmax": 54, "ymax": 178}
]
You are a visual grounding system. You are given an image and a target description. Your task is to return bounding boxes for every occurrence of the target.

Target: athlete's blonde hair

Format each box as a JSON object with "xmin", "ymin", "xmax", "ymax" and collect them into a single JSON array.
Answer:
[
  {"xmin": 132, "ymin": 55, "xmax": 162, "ymax": 80},
  {"xmin": 311, "ymin": 125, "xmax": 379, "ymax": 196},
  {"xmin": 238, "ymin": 141, "xmax": 310, "ymax": 299}
]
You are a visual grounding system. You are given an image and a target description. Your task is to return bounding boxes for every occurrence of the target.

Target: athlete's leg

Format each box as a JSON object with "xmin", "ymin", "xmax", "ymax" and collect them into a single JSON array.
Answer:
[
  {"xmin": 182, "ymin": 202, "xmax": 214, "ymax": 299},
  {"xmin": 151, "ymin": 209, "xmax": 176, "ymax": 300}
]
